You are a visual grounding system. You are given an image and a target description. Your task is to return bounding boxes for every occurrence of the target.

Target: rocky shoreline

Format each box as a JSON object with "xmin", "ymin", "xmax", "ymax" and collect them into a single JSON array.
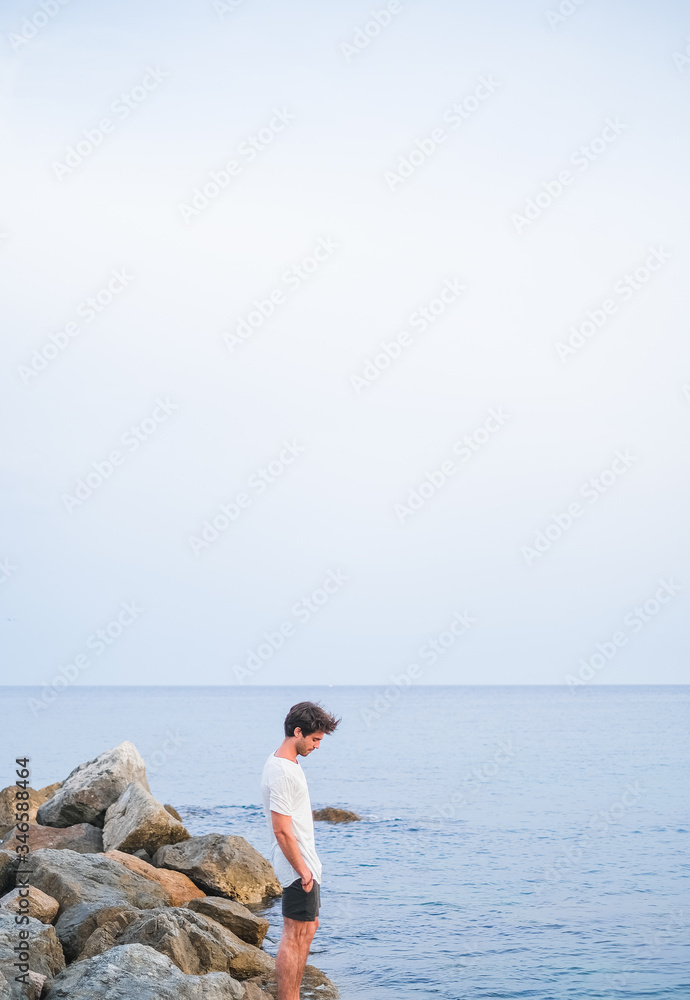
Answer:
[{"xmin": 0, "ymin": 742, "xmax": 340, "ymax": 999}]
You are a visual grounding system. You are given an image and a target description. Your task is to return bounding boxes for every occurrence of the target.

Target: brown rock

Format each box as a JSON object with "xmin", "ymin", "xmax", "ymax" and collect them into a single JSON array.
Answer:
[
  {"xmin": 163, "ymin": 804, "xmax": 182, "ymax": 822},
  {"xmin": 0, "ymin": 852, "xmax": 16, "ymax": 896},
  {"xmin": 0, "ymin": 823, "xmax": 103, "ymax": 854},
  {"xmin": 103, "ymin": 783, "xmax": 190, "ymax": 856},
  {"xmin": 153, "ymin": 834, "xmax": 281, "ymax": 904},
  {"xmin": 55, "ymin": 903, "xmax": 141, "ymax": 962},
  {"xmin": 37, "ymin": 782, "xmax": 62, "ymax": 802},
  {"xmin": 312, "ymin": 807, "xmax": 361, "ymax": 823},
  {"xmin": 0, "ymin": 787, "xmax": 44, "ymax": 838},
  {"xmin": 186, "ymin": 896, "xmax": 268, "ymax": 946},
  {"xmin": 0, "ymin": 886, "xmax": 59, "ymax": 924},
  {"xmin": 105, "ymin": 851, "xmax": 204, "ymax": 906}
]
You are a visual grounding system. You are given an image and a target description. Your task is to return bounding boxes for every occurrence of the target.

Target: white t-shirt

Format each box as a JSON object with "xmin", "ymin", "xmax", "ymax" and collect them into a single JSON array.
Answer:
[{"xmin": 260, "ymin": 751, "xmax": 322, "ymax": 888}]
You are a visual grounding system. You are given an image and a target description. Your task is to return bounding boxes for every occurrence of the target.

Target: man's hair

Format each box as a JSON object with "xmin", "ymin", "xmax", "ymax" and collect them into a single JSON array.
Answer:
[{"xmin": 284, "ymin": 701, "xmax": 341, "ymax": 738}]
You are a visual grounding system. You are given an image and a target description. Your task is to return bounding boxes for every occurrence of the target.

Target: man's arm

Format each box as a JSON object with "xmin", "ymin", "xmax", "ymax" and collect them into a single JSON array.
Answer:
[{"xmin": 271, "ymin": 810, "xmax": 313, "ymax": 890}]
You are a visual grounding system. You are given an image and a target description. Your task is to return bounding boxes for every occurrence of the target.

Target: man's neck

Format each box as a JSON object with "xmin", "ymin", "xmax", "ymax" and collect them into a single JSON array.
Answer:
[{"xmin": 274, "ymin": 740, "xmax": 298, "ymax": 763}]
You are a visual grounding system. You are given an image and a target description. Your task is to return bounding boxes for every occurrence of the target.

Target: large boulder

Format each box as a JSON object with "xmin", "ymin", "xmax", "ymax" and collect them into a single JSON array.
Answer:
[
  {"xmin": 186, "ymin": 896, "xmax": 268, "ymax": 946},
  {"xmin": 0, "ymin": 887, "xmax": 59, "ymax": 924},
  {"xmin": 43, "ymin": 942, "xmax": 246, "ymax": 999},
  {"xmin": 55, "ymin": 903, "xmax": 139, "ymax": 962},
  {"xmin": 0, "ymin": 784, "xmax": 60, "ymax": 839},
  {"xmin": 25, "ymin": 849, "xmax": 171, "ymax": 917},
  {"xmin": 85, "ymin": 907, "xmax": 274, "ymax": 978},
  {"xmin": 1, "ymin": 824, "xmax": 102, "ymax": 855},
  {"xmin": 0, "ymin": 854, "xmax": 16, "ymax": 897},
  {"xmin": 105, "ymin": 851, "xmax": 204, "ymax": 906},
  {"xmin": 0, "ymin": 911, "xmax": 65, "ymax": 985},
  {"xmin": 103, "ymin": 784, "xmax": 190, "ymax": 856},
  {"xmin": 312, "ymin": 807, "xmax": 361, "ymax": 823},
  {"xmin": 153, "ymin": 835, "xmax": 281, "ymax": 904},
  {"xmin": 37, "ymin": 743, "xmax": 149, "ymax": 829}
]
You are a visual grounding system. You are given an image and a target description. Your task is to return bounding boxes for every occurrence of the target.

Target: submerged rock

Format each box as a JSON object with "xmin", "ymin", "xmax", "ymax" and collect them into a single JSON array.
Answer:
[
  {"xmin": 312, "ymin": 807, "xmax": 361, "ymax": 823},
  {"xmin": 37, "ymin": 743, "xmax": 149, "ymax": 829},
  {"xmin": 153, "ymin": 834, "xmax": 281, "ymax": 905}
]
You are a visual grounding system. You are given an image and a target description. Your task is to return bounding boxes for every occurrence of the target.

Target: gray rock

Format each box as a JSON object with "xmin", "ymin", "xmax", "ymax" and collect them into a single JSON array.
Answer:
[
  {"xmin": 247, "ymin": 963, "xmax": 340, "ymax": 1000},
  {"xmin": 185, "ymin": 896, "xmax": 269, "ymax": 946},
  {"xmin": 56, "ymin": 903, "xmax": 140, "ymax": 962},
  {"xmin": 1, "ymin": 824, "xmax": 103, "ymax": 855},
  {"xmin": 0, "ymin": 911, "xmax": 65, "ymax": 986},
  {"xmin": 0, "ymin": 854, "xmax": 16, "ymax": 897},
  {"xmin": 44, "ymin": 943, "xmax": 245, "ymax": 999},
  {"xmin": 103, "ymin": 784, "xmax": 190, "ymax": 856},
  {"xmin": 25, "ymin": 849, "xmax": 170, "ymax": 916},
  {"xmin": 113, "ymin": 908, "xmax": 274, "ymax": 978},
  {"xmin": 37, "ymin": 743, "xmax": 149, "ymax": 829},
  {"xmin": 153, "ymin": 834, "xmax": 281, "ymax": 904}
]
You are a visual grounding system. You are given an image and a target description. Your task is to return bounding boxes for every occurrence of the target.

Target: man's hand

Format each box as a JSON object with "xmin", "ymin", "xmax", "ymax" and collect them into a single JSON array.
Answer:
[{"xmin": 300, "ymin": 871, "xmax": 314, "ymax": 891}]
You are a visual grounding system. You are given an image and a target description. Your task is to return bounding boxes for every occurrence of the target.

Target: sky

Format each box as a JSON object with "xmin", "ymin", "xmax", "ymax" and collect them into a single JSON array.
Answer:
[{"xmin": 2, "ymin": 0, "xmax": 689, "ymax": 689}]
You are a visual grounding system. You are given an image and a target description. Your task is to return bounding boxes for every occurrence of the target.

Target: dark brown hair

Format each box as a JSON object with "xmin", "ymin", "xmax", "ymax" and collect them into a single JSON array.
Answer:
[{"xmin": 284, "ymin": 700, "xmax": 341, "ymax": 738}]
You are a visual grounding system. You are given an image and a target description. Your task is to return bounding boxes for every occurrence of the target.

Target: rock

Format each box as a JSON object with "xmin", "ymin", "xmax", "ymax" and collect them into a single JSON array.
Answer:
[
  {"xmin": 104, "ymin": 851, "xmax": 204, "ymax": 906},
  {"xmin": 55, "ymin": 903, "xmax": 140, "ymax": 962},
  {"xmin": 312, "ymin": 807, "xmax": 361, "ymax": 823},
  {"xmin": 25, "ymin": 849, "xmax": 171, "ymax": 916},
  {"xmin": 0, "ymin": 789, "xmax": 42, "ymax": 839},
  {"xmin": 43, "ymin": 942, "xmax": 246, "ymax": 999},
  {"xmin": 1, "ymin": 825, "xmax": 102, "ymax": 855},
  {"xmin": 247, "ymin": 963, "xmax": 340, "ymax": 1000},
  {"xmin": 103, "ymin": 784, "xmax": 190, "ymax": 856},
  {"xmin": 132, "ymin": 850, "xmax": 152, "ymax": 862},
  {"xmin": 0, "ymin": 911, "xmax": 65, "ymax": 981},
  {"xmin": 36, "ymin": 743, "xmax": 149, "ymax": 829},
  {"xmin": 0, "ymin": 968, "xmax": 47, "ymax": 1000},
  {"xmin": 185, "ymin": 896, "xmax": 268, "ymax": 946},
  {"xmin": 37, "ymin": 784, "xmax": 62, "ymax": 804},
  {"xmin": 0, "ymin": 887, "xmax": 59, "ymax": 924},
  {"xmin": 0, "ymin": 854, "xmax": 16, "ymax": 897},
  {"xmin": 153, "ymin": 834, "xmax": 281, "ymax": 904},
  {"xmin": 163, "ymin": 804, "xmax": 182, "ymax": 822},
  {"xmin": 110, "ymin": 908, "xmax": 274, "ymax": 978}
]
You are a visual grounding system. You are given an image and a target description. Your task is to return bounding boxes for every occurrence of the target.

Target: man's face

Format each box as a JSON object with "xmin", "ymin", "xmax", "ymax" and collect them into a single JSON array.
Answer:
[{"xmin": 294, "ymin": 729, "xmax": 325, "ymax": 756}]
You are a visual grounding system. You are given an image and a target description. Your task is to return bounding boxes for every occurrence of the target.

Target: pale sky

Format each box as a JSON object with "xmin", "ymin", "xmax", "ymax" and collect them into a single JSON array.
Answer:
[{"xmin": 2, "ymin": 0, "xmax": 689, "ymax": 688}]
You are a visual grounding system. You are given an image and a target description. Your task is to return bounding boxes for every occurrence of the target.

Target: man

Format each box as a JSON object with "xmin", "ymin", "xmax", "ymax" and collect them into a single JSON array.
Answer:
[{"xmin": 260, "ymin": 700, "xmax": 341, "ymax": 1000}]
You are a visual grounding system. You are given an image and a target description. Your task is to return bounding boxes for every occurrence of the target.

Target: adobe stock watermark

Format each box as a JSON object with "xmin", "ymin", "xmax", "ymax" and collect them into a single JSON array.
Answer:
[
  {"xmin": 179, "ymin": 108, "xmax": 295, "ymax": 223},
  {"xmin": 224, "ymin": 237, "xmax": 339, "ymax": 352},
  {"xmin": 7, "ymin": 0, "xmax": 72, "ymax": 54},
  {"xmin": 61, "ymin": 398, "xmax": 179, "ymax": 513},
  {"xmin": 511, "ymin": 117, "xmax": 628, "ymax": 234},
  {"xmin": 28, "ymin": 601, "xmax": 145, "ymax": 715},
  {"xmin": 360, "ymin": 610, "xmax": 477, "ymax": 726},
  {"xmin": 384, "ymin": 75, "xmax": 501, "ymax": 191},
  {"xmin": 188, "ymin": 440, "xmax": 305, "ymax": 555},
  {"xmin": 145, "ymin": 730, "xmax": 188, "ymax": 776},
  {"xmin": 350, "ymin": 278, "xmax": 467, "ymax": 393},
  {"xmin": 233, "ymin": 569, "xmax": 348, "ymax": 682},
  {"xmin": 52, "ymin": 67, "xmax": 169, "ymax": 179},
  {"xmin": 0, "ymin": 558, "xmax": 17, "ymax": 584},
  {"xmin": 534, "ymin": 781, "xmax": 645, "ymax": 896},
  {"xmin": 672, "ymin": 35, "xmax": 690, "ymax": 72},
  {"xmin": 214, "ymin": 0, "xmax": 246, "ymax": 18},
  {"xmin": 565, "ymin": 578, "xmax": 682, "ymax": 689},
  {"xmin": 554, "ymin": 247, "xmax": 672, "ymax": 361},
  {"xmin": 521, "ymin": 449, "xmax": 638, "ymax": 566},
  {"xmin": 544, "ymin": 0, "xmax": 589, "ymax": 30},
  {"xmin": 340, "ymin": 2, "xmax": 403, "ymax": 63},
  {"xmin": 17, "ymin": 268, "xmax": 135, "ymax": 386},
  {"xmin": 394, "ymin": 408, "xmax": 510, "ymax": 523}
]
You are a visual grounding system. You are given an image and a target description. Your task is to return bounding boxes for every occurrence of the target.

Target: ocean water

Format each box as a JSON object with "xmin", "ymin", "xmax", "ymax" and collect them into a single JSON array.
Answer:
[{"xmin": 1, "ymin": 685, "xmax": 688, "ymax": 1000}]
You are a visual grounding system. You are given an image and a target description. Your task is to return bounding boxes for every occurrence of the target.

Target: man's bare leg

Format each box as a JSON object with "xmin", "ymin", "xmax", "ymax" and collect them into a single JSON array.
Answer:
[{"xmin": 275, "ymin": 915, "xmax": 319, "ymax": 1000}]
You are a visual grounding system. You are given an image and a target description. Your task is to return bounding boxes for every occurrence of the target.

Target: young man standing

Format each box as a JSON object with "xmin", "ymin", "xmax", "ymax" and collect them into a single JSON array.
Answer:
[{"xmin": 260, "ymin": 700, "xmax": 341, "ymax": 1000}]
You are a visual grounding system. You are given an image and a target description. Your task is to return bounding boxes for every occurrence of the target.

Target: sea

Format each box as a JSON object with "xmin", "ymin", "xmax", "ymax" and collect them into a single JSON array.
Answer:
[{"xmin": 2, "ymin": 685, "xmax": 688, "ymax": 1000}]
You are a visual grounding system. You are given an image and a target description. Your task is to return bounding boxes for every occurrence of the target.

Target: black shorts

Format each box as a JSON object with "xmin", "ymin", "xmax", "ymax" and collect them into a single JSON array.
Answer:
[{"xmin": 281, "ymin": 877, "xmax": 320, "ymax": 921}]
